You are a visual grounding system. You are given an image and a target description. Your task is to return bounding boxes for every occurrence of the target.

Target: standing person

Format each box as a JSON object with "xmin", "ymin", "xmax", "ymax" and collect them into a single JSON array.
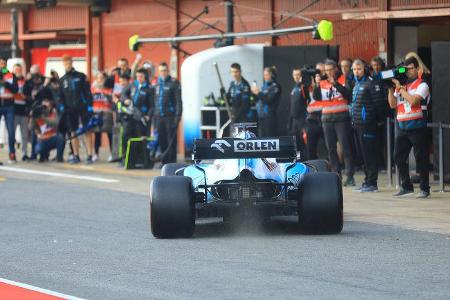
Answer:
[
  {"xmin": 12, "ymin": 64, "xmax": 30, "ymax": 161},
  {"xmin": 371, "ymin": 56, "xmax": 389, "ymax": 172},
  {"xmin": 388, "ymin": 56, "xmax": 431, "ymax": 198},
  {"xmin": 251, "ymin": 66, "xmax": 281, "ymax": 137},
  {"xmin": 0, "ymin": 57, "xmax": 18, "ymax": 163},
  {"xmin": 313, "ymin": 58, "xmax": 355, "ymax": 186},
  {"xmin": 287, "ymin": 67, "xmax": 309, "ymax": 154},
  {"xmin": 110, "ymin": 58, "xmax": 131, "ymax": 100},
  {"xmin": 118, "ymin": 68, "xmax": 152, "ymax": 166},
  {"xmin": 226, "ymin": 63, "xmax": 252, "ymax": 124},
  {"xmin": 305, "ymin": 62, "xmax": 325, "ymax": 160},
  {"xmin": 339, "ymin": 58, "xmax": 354, "ymax": 83},
  {"xmin": 351, "ymin": 59, "xmax": 385, "ymax": 192},
  {"xmin": 153, "ymin": 62, "xmax": 181, "ymax": 165},
  {"xmin": 91, "ymin": 71, "xmax": 114, "ymax": 162},
  {"xmin": 59, "ymin": 55, "xmax": 94, "ymax": 164}
]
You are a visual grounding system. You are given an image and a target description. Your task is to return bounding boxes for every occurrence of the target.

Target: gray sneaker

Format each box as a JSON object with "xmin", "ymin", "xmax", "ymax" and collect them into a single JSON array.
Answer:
[
  {"xmin": 393, "ymin": 188, "xmax": 414, "ymax": 197},
  {"xmin": 360, "ymin": 185, "xmax": 378, "ymax": 193},
  {"xmin": 416, "ymin": 190, "xmax": 430, "ymax": 199},
  {"xmin": 353, "ymin": 183, "xmax": 368, "ymax": 192}
]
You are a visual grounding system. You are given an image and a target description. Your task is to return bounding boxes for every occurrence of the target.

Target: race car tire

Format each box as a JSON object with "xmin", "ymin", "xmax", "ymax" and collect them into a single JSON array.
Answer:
[
  {"xmin": 298, "ymin": 172, "xmax": 343, "ymax": 234},
  {"xmin": 150, "ymin": 176, "xmax": 195, "ymax": 238},
  {"xmin": 304, "ymin": 159, "xmax": 331, "ymax": 172},
  {"xmin": 161, "ymin": 163, "xmax": 189, "ymax": 176}
]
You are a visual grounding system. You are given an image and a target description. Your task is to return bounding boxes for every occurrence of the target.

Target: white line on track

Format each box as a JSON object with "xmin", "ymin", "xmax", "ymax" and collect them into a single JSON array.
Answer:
[
  {"xmin": 0, "ymin": 277, "xmax": 86, "ymax": 300},
  {"xmin": 0, "ymin": 166, "xmax": 119, "ymax": 183}
]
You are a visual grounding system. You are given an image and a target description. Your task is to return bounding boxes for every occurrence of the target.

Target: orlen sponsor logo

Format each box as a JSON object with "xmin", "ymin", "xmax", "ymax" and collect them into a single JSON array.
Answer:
[{"xmin": 234, "ymin": 139, "xmax": 279, "ymax": 152}]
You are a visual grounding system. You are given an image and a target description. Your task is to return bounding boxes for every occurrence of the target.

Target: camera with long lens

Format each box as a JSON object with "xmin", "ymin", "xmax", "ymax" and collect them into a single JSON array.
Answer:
[{"xmin": 380, "ymin": 62, "xmax": 408, "ymax": 85}]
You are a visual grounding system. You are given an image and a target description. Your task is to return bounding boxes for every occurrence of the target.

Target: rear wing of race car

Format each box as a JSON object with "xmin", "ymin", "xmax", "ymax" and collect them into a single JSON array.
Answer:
[{"xmin": 193, "ymin": 137, "xmax": 297, "ymax": 161}]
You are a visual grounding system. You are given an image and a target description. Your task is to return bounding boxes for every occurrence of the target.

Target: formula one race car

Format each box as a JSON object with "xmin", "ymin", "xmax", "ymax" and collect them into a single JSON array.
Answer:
[{"xmin": 150, "ymin": 125, "xmax": 343, "ymax": 238}]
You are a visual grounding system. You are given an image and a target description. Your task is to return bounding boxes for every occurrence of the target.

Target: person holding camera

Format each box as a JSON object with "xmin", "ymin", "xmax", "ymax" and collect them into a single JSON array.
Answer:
[
  {"xmin": 351, "ymin": 59, "xmax": 385, "ymax": 192},
  {"xmin": 119, "ymin": 68, "xmax": 153, "ymax": 166},
  {"xmin": 305, "ymin": 62, "xmax": 325, "ymax": 160},
  {"xmin": 388, "ymin": 56, "xmax": 431, "ymax": 198},
  {"xmin": 153, "ymin": 62, "xmax": 181, "ymax": 165},
  {"xmin": 32, "ymin": 99, "xmax": 64, "ymax": 162},
  {"xmin": 59, "ymin": 55, "xmax": 94, "ymax": 164},
  {"xmin": 0, "ymin": 57, "xmax": 18, "ymax": 163},
  {"xmin": 251, "ymin": 66, "xmax": 281, "ymax": 137},
  {"xmin": 313, "ymin": 58, "xmax": 355, "ymax": 186},
  {"xmin": 287, "ymin": 67, "xmax": 309, "ymax": 154}
]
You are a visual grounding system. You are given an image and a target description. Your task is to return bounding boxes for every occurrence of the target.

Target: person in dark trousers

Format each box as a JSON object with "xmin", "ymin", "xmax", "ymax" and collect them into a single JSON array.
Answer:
[
  {"xmin": 0, "ymin": 57, "xmax": 18, "ymax": 163},
  {"xmin": 251, "ymin": 66, "xmax": 281, "ymax": 137},
  {"xmin": 226, "ymin": 63, "xmax": 252, "ymax": 124},
  {"xmin": 351, "ymin": 59, "xmax": 385, "ymax": 193},
  {"xmin": 370, "ymin": 56, "xmax": 389, "ymax": 172},
  {"xmin": 12, "ymin": 64, "xmax": 30, "ymax": 161},
  {"xmin": 153, "ymin": 62, "xmax": 181, "ymax": 165},
  {"xmin": 388, "ymin": 56, "xmax": 431, "ymax": 198},
  {"xmin": 305, "ymin": 62, "xmax": 325, "ymax": 160},
  {"xmin": 32, "ymin": 99, "xmax": 64, "ymax": 162},
  {"xmin": 118, "ymin": 68, "xmax": 153, "ymax": 166},
  {"xmin": 313, "ymin": 58, "xmax": 355, "ymax": 186},
  {"xmin": 287, "ymin": 67, "xmax": 309, "ymax": 154},
  {"xmin": 59, "ymin": 55, "xmax": 93, "ymax": 164}
]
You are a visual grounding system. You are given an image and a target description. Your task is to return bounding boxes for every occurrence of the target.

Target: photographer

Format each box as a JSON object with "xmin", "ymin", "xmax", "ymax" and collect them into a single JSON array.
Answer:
[
  {"xmin": 388, "ymin": 56, "xmax": 430, "ymax": 198},
  {"xmin": 0, "ymin": 57, "xmax": 18, "ymax": 163},
  {"xmin": 305, "ymin": 62, "xmax": 325, "ymax": 160},
  {"xmin": 32, "ymin": 99, "xmax": 64, "ymax": 162},
  {"xmin": 313, "ymin": 58, "xmax": 355, "ymax": 186},
  {"xmin": 59, "ymin": 55, "xmax": 93, "ymax": 164},
  {"xmin": 287, "ymin": 67, "xmax": 309, "ymax": 154},
  {"xmin": 119, "ymin": 68, "xmax": 153, "ymax": 166},
  {"xmin": 251, "ymin": 66, "xmax": 281, "ymax": 137},
  {"xmin": 23, "ymin": 72, "xmax": 53, "ymax": 160},
  {"xmin": 153, "ymin": 62, "xmax": 181, "ymax": 165},
  {"xmin": 351, "ymin": 59, "xmax": 385, "ymax": 193}
]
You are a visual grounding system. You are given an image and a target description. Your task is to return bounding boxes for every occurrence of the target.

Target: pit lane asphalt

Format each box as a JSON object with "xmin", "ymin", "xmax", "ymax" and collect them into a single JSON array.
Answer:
[{"xmin": 1, "ymin": 177, "xmax": 450, "ymax": 299}]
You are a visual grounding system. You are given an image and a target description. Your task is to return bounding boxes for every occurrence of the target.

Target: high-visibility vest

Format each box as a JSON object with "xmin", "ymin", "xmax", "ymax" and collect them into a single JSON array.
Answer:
[
  {"xmin": 14, "ymin": 78, "xmax": 26, "ymax": 105},
  {"xmin": 396, "ymin": 78, "xmax": 428, "ymax": 122},
  {"xmin": 36, "ymin": 112, "xmax": 57, "ymax": 140},
  {"xmin": 318, "ymin": 75, "xmax": 349, "ymax": 114},
  {"xmin": 91, "ymin": 85, "xmax": 113, "ymax": 112},
  {"xmin": 307, "ymin": 85, "xmax": 322, "ymax": 113},
  {"xmin": 0, "ymin": 72, "xmax": 15, "ymax": 99}
]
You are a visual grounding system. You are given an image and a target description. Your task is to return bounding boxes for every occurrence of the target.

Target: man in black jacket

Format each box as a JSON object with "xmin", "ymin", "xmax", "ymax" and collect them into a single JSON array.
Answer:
[
  {"xmin": 153, "ymin": 62, "xmax": 182, "ymax": 164},
  {"xmin": 119, "ymin": 68, "xmax": 153, "ymax": 165},
  {"xmin": 288, "ymin": 67, "xmax": 308, "ymax": 154},
  {"xmin": 227, "ymin": 63, "xmax": 252, "ymax": 124},
  {"xmin": 351, "ymin": 59, "xmax": 385, "ymax": 192},
  {"xmin": 59, "ymin": 55, "xmax": 93, "ymax": 164}
]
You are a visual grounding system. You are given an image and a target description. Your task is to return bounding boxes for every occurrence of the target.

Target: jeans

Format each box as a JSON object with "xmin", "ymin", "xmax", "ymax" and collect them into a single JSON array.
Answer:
[
  {"xmin": 0, "ymin": 106, "xmax": 15, "ymax": 155},
  {"xmin": 355, "ymin": 123, "xmax": 378, "ymax": 187},
  {"xmin": 35, "ymin": 133, "xmax": 65, "ymax": 160}
]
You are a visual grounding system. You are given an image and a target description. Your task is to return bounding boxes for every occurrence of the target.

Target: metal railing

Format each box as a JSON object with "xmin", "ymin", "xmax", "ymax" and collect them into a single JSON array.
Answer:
[{"xmin": 386, "ymin": 117, "xmax": 449, "ymax": 192}]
